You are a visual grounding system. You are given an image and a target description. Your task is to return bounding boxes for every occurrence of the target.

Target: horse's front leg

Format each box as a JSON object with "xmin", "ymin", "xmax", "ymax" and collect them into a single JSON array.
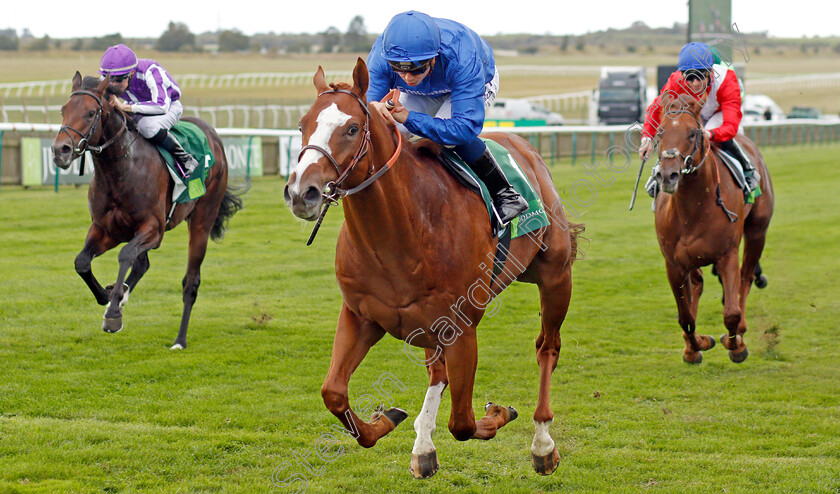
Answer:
[
  {"xmin": 410, "ymin": 350, "xmax": 448, "ymax": 479},
  {"xmin": 321, "ymin": 305, "xmax": 407, "ymax": 448},
  {"xmin": 75, "ymin": 224, "xmax": 118, "ymax": 306},
  {"xmin": 443, "ymin": 329, "xmax": 517, "ymax": 443},
  {"xmin": 715, "ymin": 250, "xmax": 749, "ymax": 363},
  {"xmin": 102, "ymin": 224, "xmax": 162, "ymax": 333},
  {"xmin": 665, "ymin": 261, "xmax": 715, "ymax": 364}
]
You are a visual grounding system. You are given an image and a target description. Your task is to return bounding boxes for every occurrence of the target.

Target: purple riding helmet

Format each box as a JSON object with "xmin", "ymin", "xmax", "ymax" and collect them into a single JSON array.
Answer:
[{"xmin": 99, "ymin": 44, "xmax": 138, "ymax": 76}]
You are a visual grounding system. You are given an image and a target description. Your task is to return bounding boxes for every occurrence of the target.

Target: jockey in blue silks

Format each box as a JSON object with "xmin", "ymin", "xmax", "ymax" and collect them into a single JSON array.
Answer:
[
  {"xmin": 367, "ymin": 11, "xmax": 528, "ymax": 226},
  {"xmin": 99, "ymin": 43, "xmax": 199, "ymax": 178}
]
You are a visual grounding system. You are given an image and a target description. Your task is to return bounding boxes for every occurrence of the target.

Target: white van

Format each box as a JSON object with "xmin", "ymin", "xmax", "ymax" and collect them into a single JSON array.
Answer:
[{"xmin": 486, "ymin": 98, "xmax": 564, "ymax": 125}]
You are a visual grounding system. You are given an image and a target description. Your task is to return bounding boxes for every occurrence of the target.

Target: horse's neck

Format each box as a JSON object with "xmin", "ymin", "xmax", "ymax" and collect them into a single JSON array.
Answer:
[
  {"xmin": 340, "ymin": 123, "xmax": 438, "ymax": 251},
  {"xmin": 670, "ymin": 152, "xmax": 721, "ymax": 216},
  {"xmin": 91, "ymin": 113, "xmax": 142, "ymax": 189}
]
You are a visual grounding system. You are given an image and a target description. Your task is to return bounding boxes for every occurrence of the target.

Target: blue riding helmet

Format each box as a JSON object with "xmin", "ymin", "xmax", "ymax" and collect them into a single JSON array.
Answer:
[
  {"xmin": 382, "ymin": 11, "xmax": 441, "ymax": 63},
  {"xmin": 678, "ymin": 42, "xmax": 714, "ymax": 71}
]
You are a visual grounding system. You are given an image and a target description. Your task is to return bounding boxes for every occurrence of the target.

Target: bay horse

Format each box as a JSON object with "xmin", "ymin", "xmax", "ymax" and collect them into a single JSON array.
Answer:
[
  {"xmin": 51, "ymin": 72, "xmax": 245, "ymax": 349},
  {"xmin": 284, "ymin": 58, "xmax": 582, "ymax": 478},
  {"xmin": 652, "ymin": 93, "xmax": 774, "ymax": 364}
]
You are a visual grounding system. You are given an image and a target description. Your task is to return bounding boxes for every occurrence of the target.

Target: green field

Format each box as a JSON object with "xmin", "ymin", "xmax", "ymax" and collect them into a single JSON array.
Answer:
[{"xmin": 1, "ymin": 142, "xmax": 839, "ymax": 493}]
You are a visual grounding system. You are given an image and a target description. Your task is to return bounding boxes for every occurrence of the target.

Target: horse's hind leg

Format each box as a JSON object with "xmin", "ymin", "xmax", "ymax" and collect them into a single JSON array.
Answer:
[
  {"xmin": 735, "ymin": 223, "xmax": 770, "ymax": 337},
  {"xmin": 410, "ymin": 351, "xmax": 448, "ymax": 479},
  {"xmin": 526, "ymin": 267, "xmax": 572, "ymax": 476},
  {"xmin": 171, "ymin": 219, "xmax": 212, "ymax": 350},
  {"xmin": 715, "ymin": 250, "xmax": 749, "ymax": 363},
  {"xmin": 75, "ymin": 225, "xmax": 118, "ymax": 306}
]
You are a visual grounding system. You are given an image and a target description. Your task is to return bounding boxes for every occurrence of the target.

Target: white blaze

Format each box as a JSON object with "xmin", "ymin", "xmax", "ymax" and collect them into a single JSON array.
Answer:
[{"xmin": 289, "ymin": 103, "xmax": 351, "ymax": 194}]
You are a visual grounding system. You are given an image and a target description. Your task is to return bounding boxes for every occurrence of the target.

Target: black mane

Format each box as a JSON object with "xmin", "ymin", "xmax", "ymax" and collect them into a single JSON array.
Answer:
[{"xmin": 82, "ymin": 75, "xmax": 101, "ymax": 89}]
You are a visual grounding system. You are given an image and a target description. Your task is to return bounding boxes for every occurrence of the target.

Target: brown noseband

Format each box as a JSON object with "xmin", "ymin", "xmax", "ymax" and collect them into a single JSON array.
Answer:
[{"xmin": 298, "ymin": 88, "xmax": 404, "ymax": 245}]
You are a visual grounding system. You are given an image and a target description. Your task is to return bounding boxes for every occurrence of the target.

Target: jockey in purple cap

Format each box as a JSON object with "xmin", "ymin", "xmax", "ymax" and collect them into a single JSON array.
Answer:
[
  {"xmin": 366, "ymin": 11, "xmax": 528, "ymax": 226},
  {"xmin": 99, "ymin": 43, "xmax": 199, "ymax": 178}
]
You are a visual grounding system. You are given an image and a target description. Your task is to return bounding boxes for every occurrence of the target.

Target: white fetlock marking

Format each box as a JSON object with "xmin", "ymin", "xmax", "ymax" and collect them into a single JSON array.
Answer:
[
  {"xmin": 412, "ymin": 382, "xmax": 445, "ymax": 455},
  {"xmin": 532, "ymin": 419, "xmax": 555, "ymax": 457},
  {"xmin": 170, "ymin": 343, "xmax": 184, "ymax": 350},
  {"xmin": 119, "ymin": 287, "xmax": 131, "ymax": 308}
]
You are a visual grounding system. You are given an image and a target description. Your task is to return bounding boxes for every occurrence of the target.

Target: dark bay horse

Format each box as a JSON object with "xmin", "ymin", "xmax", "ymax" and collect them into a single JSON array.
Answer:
[
  {"xmin": 284, "ymin": 59, "xmax": 582, "ymax": 478},
  {"xmin": 653, "ymin": 93, "xmax": 774, "ymax": 364},
  {"xmin": 51, "ymin": 72, "xmax": 244, "ymax": 349}
]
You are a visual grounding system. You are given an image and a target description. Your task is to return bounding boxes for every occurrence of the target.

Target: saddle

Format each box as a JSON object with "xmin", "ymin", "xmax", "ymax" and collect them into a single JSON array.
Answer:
[
  {"xmin": 428, "ymin": 138, "xmax": 549, "ymax": 240},
  {"xmin": 713, "ymin": 147, "xmax": 762, "ymax": 203},
  {"xmin": 155, "ymin": 121, "xmax": 216, "ymax": 203}
]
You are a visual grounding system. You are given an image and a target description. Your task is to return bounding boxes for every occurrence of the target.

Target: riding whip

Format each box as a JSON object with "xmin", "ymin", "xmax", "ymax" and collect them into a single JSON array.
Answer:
[{"xmin": 629, "ymin": 157, "xmax": 647, "ymax": 210}]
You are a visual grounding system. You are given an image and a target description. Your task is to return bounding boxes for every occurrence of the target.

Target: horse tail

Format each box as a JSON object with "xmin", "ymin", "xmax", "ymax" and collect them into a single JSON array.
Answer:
[
  {"xmin": 567, "ymin": 221, "xmax": 586, "ymax": 264},
  {"xmin": 211, "ymin": 180, "xmax": 250, "ymax": 241}
]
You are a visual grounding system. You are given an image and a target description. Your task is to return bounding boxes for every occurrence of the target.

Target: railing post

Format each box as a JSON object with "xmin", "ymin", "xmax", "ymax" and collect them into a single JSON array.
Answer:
[{"xmin": 571, "ymin": 132, "xmax": 577, "ymax": 166}]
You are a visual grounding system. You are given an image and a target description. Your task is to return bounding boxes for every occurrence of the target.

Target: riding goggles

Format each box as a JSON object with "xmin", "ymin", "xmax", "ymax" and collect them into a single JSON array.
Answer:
[
  {"xmin": 683, "ymin": 69, "xmax": 710, "ymax": 82},
  {"xmin": 388, "ymin": 58, "xmax": 433, "ymax": 75}
]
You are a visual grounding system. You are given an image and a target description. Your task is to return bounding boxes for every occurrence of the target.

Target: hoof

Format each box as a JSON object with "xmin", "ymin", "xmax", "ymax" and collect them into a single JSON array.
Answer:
[
  {"xmin": 102, "ymin": 317, "xmax": 123, "ymax": 333},
  {"xmin": 531, "ymin": 447, "xmax": 560, "ymax": 475},
  {"xmin": 410, "ymin": 451, "xmax": 440, "ymax": 479},
  {"xmin": 729, "ymin": 347, "xmax": 749, "ymax": 363},
  {"xmin": 682, "ymin": 351, "xmax": 703, "ymax": 364},
  {"xmin": 485, "ymin": 402, "xmax": 518, "ymax": 422},
  {"xmin": 170, "ymin": 343, "xmax": 185, "ymax": 350},
  {"xmin": 755, "ymin": 275, "xmax": 768, "ymax": 289},
  {"xmin": 382, "ymin": 407, "xmax": 408, "ymax": 428}
]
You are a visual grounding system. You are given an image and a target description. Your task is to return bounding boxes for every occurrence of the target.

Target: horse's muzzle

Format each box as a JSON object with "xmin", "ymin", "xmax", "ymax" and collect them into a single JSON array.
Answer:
[
  {"xmin": 51, "ymin": 142, "xmax": 75, "ymax": 170},
  {"xmin": 284, "ymin": 182, "xmax": 323, "ymax": 221},
  {"xmin": 655, "ymin": 169, "xmax": 681, "ymax": 194}
]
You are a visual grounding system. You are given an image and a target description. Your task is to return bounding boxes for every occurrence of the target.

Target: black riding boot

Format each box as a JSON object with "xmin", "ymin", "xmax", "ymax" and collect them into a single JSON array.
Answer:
[
  {"xmin": 152, "ymin": 129, "xmax": 199, "ymax": 179},
  {"xmin": 719, "ymin": 139, "xmax": 758, "ymax": 189},
  {"xmin": 468, "ymin": 148, "xmax": 529, "ymax": 225}
]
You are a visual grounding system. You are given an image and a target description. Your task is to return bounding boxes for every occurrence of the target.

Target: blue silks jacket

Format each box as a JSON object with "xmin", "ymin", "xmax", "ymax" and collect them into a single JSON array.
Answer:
[{"xmin": 366, "ymin": 17, "xmax": 496, "ymax": 146}]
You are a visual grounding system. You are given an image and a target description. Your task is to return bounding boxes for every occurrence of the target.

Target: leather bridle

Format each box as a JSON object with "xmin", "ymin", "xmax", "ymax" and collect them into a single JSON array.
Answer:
[
  {"xmin": 656, "ymin": 109, "xmax": 709, "ymax": 175},
  {"xmin": 58, "ymin": 90, "xmax": 126, "ymax": 157},
  {"xmin": 297, "ymin": 88, "xmax": 403, "ymax": 245}
]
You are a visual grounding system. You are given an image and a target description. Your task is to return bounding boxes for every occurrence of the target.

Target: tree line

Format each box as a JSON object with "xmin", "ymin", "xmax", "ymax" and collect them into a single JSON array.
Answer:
[{"xmin": 0, "ymin": 16, "xmax": 372, "ymax": 54}]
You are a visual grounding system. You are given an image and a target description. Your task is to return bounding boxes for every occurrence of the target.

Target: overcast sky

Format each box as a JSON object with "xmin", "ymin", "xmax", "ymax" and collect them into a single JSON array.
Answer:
[{"xmin": 7, "ymin": 1, "xmax": 830, "ymax": 40}]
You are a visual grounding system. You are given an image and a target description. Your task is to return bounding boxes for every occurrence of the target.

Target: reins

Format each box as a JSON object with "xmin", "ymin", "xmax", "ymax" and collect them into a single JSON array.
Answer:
[{"xmin": 300, "ymin": 88, "xmax": 403, "ymax": 245}]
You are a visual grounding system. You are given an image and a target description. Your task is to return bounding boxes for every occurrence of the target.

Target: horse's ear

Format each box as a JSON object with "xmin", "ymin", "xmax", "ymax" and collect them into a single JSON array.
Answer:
[
  {"xmin": 97, "ymin": 74, "xmax": 111, "ymax": 94},
  {"xmin": 314, "ymin": 66, "xmax": 328, "ymax": 94},
  {"xmin": 72, "ymin": 71, "xmax": 83, "ymax": 90},
  {"xmin": 351, "ymin": 57, "xmax": 369, "ymax": 101}
]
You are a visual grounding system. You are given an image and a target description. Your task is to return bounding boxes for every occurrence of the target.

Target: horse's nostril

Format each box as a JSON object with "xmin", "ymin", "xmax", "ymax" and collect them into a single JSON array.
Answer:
[
  {"xmin": 283, "ymin": 184, "xmax": 291, "ymax": 204},
  {"xmin": 655, "ymin": 172, "xmax": 662, "ymax": 181},
  {"xmin": 669, "ymin": 172, "xmax": 680, "ymax": 182},
  {"xmin": 303, "ymin": 186, "xmax": 321, "ymax": 205}
]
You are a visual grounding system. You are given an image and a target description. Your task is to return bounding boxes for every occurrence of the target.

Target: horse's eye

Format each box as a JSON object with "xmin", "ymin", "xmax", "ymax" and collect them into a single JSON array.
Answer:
[
  {"xmin": 297, "ymin": 122, "xmax": 302, "ymax": 132},
  {"xmin": 347, "ymin": 125, "xmax": 359, "ymax": 136},
  {"xmin": 88, "ymin": 110, "xmax": 96, "ymax": 118}
]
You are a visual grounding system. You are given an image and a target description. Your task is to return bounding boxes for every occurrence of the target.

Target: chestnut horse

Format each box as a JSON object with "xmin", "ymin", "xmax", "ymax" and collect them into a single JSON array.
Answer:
[
  {"xmin": 284, "ymin": 59, "xmax": 582, "ymax": 478},
  {"xmin": 52, "ymin": 72, "xmax": 245, "ymax": 349},
  {"xmin": 652, "ymin": 93, "xmax": 773, "ymax": 364}
]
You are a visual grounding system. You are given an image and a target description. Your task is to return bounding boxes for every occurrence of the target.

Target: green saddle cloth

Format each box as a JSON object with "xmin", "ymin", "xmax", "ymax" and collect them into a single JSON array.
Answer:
[
  {"xmin": 441, "ymin": 139, "xmax": 550, "ymax": 239},
  {"xmin": 157, "ymin": 121, "xmax": 216, "ymax": 203}
]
